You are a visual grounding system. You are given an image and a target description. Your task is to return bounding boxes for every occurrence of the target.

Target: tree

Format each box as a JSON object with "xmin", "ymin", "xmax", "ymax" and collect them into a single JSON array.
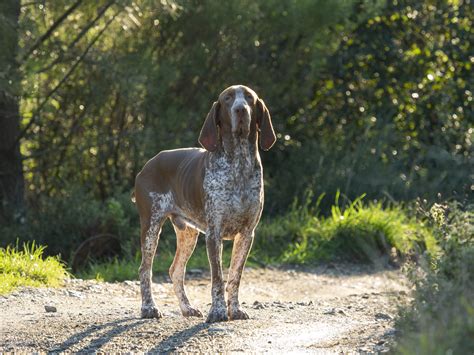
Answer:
[{"xmin": 0, "ymin": 0, "xmax": 24, "ymax": 222}]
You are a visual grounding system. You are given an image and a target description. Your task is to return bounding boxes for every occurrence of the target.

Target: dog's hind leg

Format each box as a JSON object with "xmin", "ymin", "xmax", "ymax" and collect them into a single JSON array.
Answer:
[
  {"xmin": 169, "ymin": 218, "xmax": 202, "ymax": 317},
  {"xmin": 138, "ymin": 193, "xmax": 167, "ymax": 319}
]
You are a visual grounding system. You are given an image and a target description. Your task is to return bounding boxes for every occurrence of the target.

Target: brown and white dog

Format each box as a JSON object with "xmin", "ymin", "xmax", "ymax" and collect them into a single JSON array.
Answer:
[{"xmin": 133, "ymin": 85, "xmax": 276, "ymax": 323}]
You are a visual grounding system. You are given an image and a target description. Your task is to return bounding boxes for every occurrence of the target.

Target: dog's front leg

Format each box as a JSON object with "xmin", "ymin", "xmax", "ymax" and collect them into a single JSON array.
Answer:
[
  {"xmin": 205, "ymin": 229, "xmax": 228, "ymax": 323},
  {"xmin": 226, "ymin": 231, "xmax": 254, "ymax": 320}
]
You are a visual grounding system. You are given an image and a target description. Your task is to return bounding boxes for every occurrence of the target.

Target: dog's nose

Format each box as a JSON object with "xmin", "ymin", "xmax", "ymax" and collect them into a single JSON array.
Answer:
[{"xmin": 234, "ymin": 104, "xmax": 246, "ymax": 116}]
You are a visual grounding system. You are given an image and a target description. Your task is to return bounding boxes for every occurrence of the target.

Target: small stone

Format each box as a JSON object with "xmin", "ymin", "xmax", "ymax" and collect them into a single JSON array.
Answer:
[
  {"xmin": 323, "ymin": 308, "xmax": 336, "ymax": 315},
  {"xmin": 208, "ymin": 327, "xmax": 228, "ymax": 333},
  {"xmin": 375, "ymin": 312, "xmax": 392, "ymax": 320},
  {"xmin": 323, "ymin": 307, "xmax": 347, "ymax": 316},
  {"xmin": 44, "ymin": 305, "xmax": 57, "ymax": 313},
  {"xmin": 252, "ymin": 301, "xmax": 265, "ymax": 309},
  {"xmin": 296, "ymin": 301, "xmax": 311, "ymax": 306},
  {"xmin": 68, "ymin": 290, "xmax": 84, "ymax": 298},
  {"xmin": 384, "ymin": 328, "xmax": 400, "ymax": 337}
]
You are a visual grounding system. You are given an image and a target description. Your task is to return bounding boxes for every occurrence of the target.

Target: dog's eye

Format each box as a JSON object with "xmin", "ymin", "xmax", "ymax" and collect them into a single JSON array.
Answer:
[
  {"xmin": 245, "ymin": 93, "xmax": 253, "ymax": 100},
  {"xmin": 225, "ymin": 95, "xmax": 232, "ymax": 101}
]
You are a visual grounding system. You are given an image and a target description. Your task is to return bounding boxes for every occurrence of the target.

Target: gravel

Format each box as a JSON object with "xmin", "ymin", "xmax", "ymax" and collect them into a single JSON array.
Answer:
[{"xmin": 0, "ymin": 264, "xmax": 409, "ymax": 353}]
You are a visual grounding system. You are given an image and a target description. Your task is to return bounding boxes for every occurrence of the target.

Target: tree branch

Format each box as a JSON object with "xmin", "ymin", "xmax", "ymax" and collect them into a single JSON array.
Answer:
[
  {"xmin": 36, "ymin": 0, "xmax": 115, "ymax": 74},
  {"xmin": 13, "ymin": 13, "xmax": 117, "ymax": 148},
  {"xmin": 21, "ymin": 0, "xmax": 83, "ymax": 63}
]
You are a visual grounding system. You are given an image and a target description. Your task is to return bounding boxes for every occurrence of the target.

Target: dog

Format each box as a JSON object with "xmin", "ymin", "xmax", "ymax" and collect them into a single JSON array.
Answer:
[{"xmin": 133, "ymin": 85, "xmax": 276, "ymax": 322}]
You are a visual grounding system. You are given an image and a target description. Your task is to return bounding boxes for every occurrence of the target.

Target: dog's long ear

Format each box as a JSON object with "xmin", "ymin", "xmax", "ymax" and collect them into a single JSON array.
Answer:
[
  {"xmin": 199, "ymin": 101, "xmax": 220, "ymax": 152},
  {"xmin": 257, "ymin": 98, "xmax": 276, "ymax": 151}
]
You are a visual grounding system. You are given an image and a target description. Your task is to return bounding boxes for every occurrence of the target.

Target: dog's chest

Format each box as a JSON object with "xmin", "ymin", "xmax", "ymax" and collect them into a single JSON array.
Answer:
[{"xmin": 204, "ymin": 154, "xmax": 263, "ymax": 233}]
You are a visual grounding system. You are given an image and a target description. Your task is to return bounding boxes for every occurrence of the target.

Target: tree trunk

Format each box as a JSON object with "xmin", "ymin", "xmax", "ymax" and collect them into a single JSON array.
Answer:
[{"xmin": 0, "ymin": 0, "xmax": 24, "ymax": 223}]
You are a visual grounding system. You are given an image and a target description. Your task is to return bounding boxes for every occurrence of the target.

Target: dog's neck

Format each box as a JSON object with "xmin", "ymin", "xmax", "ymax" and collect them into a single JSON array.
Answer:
[{"xmin": 212, "ymin": 135, "xmax": 260, "ymax": 179}]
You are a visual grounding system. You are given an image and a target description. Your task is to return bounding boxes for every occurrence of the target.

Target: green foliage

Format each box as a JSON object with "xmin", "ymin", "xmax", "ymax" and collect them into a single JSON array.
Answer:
[
  {"xmin": 1, "ymin": 0, "xmax": 471, "ymax": 269},
  {"xmin": 271, "ymin": 0, "xmax": 473, "ymax": 208},
  {"xmin": 395, "ymin": 203, "xmax": 474, "ymax": 354},
  {"xmin": 80, "ymin": 195, "xmax": 437, "ymax": 282},
  {"xmin": 77, "ymin": 238, "xmax": 248, "ymax": 282},
  {"xmin": 80, "ymin": 256, "xmax": 141, "ymax": 282},
  {"xmin": 0, "ymin": 241, "xmax": 69, "ymax": 294},
  {"xmin": 319, "ymin": 195, "xmax": 436, "ymax": 262},
  {"xmin": 1, "ymin": 186, "xmax": 139, "ymax": 259},
  {"xmin": 18, "ymin": 0, "xmax": 356, "ymax": 201},
  {"xmin": 255, "ymin": 193, "xmax": 436, "ymax": 264}
]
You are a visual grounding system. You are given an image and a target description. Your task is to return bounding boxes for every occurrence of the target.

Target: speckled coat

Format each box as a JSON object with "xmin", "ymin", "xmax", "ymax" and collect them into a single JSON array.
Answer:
[{"xmin": 133, "ymin": 85, "xmax": 276, "ymax": 323}]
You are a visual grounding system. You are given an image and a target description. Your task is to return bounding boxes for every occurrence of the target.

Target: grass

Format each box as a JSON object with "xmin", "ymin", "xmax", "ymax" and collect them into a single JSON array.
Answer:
[
  {"xmin": 255, "ymin": 193, "xmax": 437, "ymax": 265},
  {"xmin": 78, "ymin": 194, "xmax": 437, "ymax": 281},
  {"xmin": 0, "ymin": 241, "xmax": 69, "ymax": 294},
  {"xmin": 2, "ymin": 198, "xmax": 471, "ymax": 352},
  {"xmin": 0, "ymin": 194, "xmax": 438, "ymax": 289},
  {"xmin": 77, "ymin": 238, "xmax": 261, "ymax": 282}
]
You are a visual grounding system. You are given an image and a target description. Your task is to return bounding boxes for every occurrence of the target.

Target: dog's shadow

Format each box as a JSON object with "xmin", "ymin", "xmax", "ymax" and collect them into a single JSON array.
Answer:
[
  {"xmin": 149, "ymin": 322, "xmax": 211, "ymax": 352},
  {"xmin": 50, "ymin": 317, "xmax": 146, "ymax": 353},
  {"xmin": 49, "ymin": 315, "xmax": 214, "ymax": 353}
]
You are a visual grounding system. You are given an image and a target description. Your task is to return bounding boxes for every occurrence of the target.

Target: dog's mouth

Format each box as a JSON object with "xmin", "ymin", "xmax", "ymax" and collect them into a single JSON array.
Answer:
[
  {"xmin": 233, "ymin": 115, "xmax": 251, "ymax": 137},
  {"xmin": 233, "ymin": 125, "xmax": 250, "ymax": 138}
]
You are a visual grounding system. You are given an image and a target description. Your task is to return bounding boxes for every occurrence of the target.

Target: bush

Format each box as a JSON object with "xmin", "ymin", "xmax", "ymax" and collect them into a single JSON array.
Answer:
[
  {"xmin": 268, "ymin": 0, "xmax": 473, "ymax": 211},
  {"xmin": 1, "ymin": 186, "xmax": 140, "ymax": 262},
  {"xmin": 394, "ymin": 203, "xmax": 474, "ymax": 354},
  {"xmin": 254, "ymin": 193, "xmax": 436, "ymax": 265},
  {"xmin": 0, "ymin": 241, "xmax": 69, "ymax": 294}
]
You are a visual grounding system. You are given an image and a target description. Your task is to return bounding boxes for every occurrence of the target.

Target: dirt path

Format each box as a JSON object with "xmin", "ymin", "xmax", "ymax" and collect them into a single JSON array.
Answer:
[{"xmin": 0, "ymin": 264, "xmax": 408, "ymax": 353}]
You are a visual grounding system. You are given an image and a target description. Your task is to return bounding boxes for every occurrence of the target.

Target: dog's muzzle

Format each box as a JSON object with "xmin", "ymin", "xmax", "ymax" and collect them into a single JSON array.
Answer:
[{"xmin": 231, "ymin": 103, "xmax": 251, "ymax": 136}]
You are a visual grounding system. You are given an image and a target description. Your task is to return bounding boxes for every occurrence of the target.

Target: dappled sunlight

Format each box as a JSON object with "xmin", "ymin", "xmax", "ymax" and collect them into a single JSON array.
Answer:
[{"xmin": 0, "ymin": 0, "xmax": 472, "ymax": 352}]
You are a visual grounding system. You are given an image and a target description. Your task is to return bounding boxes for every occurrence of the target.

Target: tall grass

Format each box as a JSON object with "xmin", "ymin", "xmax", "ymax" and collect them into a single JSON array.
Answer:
[
  {"xmin": 78, "ymin": 195, "xmax": 437, "ymax": 282},
  {"xmin": 255, "ymin": 193, "xmax": 436, "ymax": 265},
  {"xmin": 0, "ymin": 242, "xmax": 69, "ymax": 294}
]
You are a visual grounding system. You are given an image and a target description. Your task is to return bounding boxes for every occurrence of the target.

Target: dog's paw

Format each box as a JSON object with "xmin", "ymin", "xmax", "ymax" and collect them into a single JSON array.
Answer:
[
  {"xmin": 182, "ymin": 306, "xmax": 203, "ymax": 318},
  {"xmin": 141, "ymin": 305, "xmax": 162, "ymax": 319},
  {"xmin": 206, "ymin": 306, "xmax": 228, "ymax": 323},
  {"xmin": 228, "ymin": 307, "xmax": 249, "ymax": 321}
]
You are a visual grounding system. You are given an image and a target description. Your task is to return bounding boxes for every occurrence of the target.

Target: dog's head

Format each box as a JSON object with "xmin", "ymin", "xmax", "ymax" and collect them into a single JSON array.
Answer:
[{"xmin": 199, "ymin": 85, "xmax": 276, "ymax": 152}]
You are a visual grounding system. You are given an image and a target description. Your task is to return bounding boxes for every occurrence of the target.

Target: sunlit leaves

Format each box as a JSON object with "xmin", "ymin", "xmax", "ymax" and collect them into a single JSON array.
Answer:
[{"xmin": 286, "ymin": 0, "xmax": 473, "ymax": 203}]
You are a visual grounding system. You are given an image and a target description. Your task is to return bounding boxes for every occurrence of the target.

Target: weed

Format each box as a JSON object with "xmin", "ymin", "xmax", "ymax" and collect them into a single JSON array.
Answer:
[
  {"xmin": 0, "ymin": 241, "xmax": 69, "ymax": 294},
  {"xmin": 255, "ymin": 193, "xmax": 436, "ymax": 265}
]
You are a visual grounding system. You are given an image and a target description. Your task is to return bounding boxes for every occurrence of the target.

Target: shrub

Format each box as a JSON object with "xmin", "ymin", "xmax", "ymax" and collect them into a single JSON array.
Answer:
[
  {"xmin": 1, "ymin": 186, "xmax": 140, "ymax": 262},
  {"xmin": 394, "ymin": 203, "xmax": 474, "ymax": 354},
  {"xmin": 0, "ymin": 241, "xmax": 69, "ymax": 294}
]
